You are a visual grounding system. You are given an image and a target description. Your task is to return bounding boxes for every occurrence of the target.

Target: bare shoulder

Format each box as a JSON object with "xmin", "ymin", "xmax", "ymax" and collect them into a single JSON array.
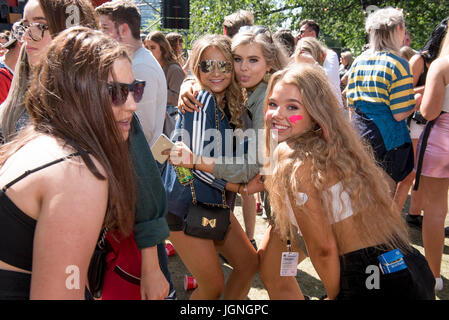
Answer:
[
  {"xmin": 0, "ymin": 135, "xmax": 108, "ymax": 221},
  {"xmin": 427, "ymin": 56, "xmax": 449, "ymax": 85},
  {"xmin": 409, "ymin": 53, "xmax": 423, "ymax": 68}
]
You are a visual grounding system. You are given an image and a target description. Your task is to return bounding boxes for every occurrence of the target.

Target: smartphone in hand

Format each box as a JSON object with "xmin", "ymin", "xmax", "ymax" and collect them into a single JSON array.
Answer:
[{"xmin": 151, "ymin": 134, "xmax": 175, "ymax": 164}]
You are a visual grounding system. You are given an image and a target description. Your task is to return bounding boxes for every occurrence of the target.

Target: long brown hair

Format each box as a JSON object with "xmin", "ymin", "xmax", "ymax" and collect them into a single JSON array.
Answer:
[
  {"xmin": 145, "ymin": 31, "xmax": 179, "ymax": 67},
  {"xmin": 39, "ymin": 0, "xmax": 99, "ymax": 37},
  {"xmin": 2, "ymin": 27, "xmax": 136, "ymax": 236},
  {"xmin": 190, "ymin": 34, "xmax": 244, "ymax": 128},
  {"xmin": 264, "ymin": 64, "xmax": 410, "ymax": 252}
]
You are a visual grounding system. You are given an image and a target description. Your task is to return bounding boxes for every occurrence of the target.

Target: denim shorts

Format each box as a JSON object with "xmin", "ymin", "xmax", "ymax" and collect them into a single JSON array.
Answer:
[{"xmin": 336, "ymin": 245, "xmax": 435, "ymax": 300}]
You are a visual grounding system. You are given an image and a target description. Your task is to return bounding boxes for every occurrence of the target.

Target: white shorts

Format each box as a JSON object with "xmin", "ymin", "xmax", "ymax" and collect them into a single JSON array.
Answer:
[{"xmin": 410, "ymin": 119, "xmax": 425, "ymax": 140}]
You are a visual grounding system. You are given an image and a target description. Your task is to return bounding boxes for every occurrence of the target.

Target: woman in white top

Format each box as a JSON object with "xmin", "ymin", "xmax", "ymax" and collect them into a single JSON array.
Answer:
[{"xmin": 263, "ymin": 64, "xmax": 435, "ymax": 299}]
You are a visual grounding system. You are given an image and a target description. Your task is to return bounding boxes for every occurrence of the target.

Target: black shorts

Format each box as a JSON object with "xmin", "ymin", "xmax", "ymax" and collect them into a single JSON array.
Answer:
[
  {"xmin": 166, "ymin": 212, "xmax": 185, "ymax": 232},
  {"xmin": 336, "ymin": 246, "xmax": 435, "ymax": 300}
]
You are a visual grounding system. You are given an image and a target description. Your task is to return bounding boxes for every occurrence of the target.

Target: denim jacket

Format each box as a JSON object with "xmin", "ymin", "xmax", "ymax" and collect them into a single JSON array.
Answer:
[{"xmin": 162, "ymin": 90, "xmax": 234, "ymax": 219}]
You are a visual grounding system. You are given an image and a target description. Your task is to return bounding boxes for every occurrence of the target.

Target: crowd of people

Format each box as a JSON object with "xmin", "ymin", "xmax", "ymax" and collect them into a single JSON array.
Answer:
[{"xmin": 0, "ymin": 0, "xmax": 447, "ymax": 301}]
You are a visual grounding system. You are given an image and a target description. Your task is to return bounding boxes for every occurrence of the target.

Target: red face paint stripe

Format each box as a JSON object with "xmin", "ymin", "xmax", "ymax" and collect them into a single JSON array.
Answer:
[{"xmin": 289, "ymin": 115, "xmax": 303, "ymax": 123}]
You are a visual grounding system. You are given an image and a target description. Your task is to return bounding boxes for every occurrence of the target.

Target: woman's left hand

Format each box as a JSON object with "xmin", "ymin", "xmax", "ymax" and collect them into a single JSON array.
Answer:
[
  {"xmin": 246, "ymin": 174, "xmax": 265, "ymax": 194},
  {"xmin": 140, "ymin": 267, "xmax": 169, "ymax": 300},
  {"xmin": 162, "ymin": 141, "xmax": 194, "ymax": 168}
]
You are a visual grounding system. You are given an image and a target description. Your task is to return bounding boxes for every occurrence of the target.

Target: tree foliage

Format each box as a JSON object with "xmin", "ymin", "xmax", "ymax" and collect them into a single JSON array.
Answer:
[
  {"xmin": 144, "ymin": 0, "xmax": 449, "ymax": 56},
  {"xmin": 283, "ymin": 0, "xmax": 449, "ymax": 55}
]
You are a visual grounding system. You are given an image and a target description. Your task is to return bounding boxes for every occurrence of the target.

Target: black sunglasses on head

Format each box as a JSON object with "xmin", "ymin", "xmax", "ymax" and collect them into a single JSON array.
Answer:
[{"xmin": 108, "ymin": 80, "xmax": 146, "ymax": 106}]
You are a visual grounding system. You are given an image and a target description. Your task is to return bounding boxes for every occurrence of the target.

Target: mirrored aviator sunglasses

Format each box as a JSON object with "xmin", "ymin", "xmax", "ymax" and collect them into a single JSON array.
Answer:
[
  {"xmin": 199, "ymin": 60, "xmax": 232, "ymax": 74},
  {"xmin": 108, "ymin": 80, "xmax": 146, "ymax": 106}
]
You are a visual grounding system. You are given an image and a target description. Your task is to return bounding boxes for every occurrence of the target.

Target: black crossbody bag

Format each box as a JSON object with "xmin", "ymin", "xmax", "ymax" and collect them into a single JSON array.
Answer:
[
  {"xmin": 182, "ymin": 99, "xmax": 231, "ymax": 241},
  {"xmin": 184, "ymin": 202, "xmax": 231, "ymax": 241}
]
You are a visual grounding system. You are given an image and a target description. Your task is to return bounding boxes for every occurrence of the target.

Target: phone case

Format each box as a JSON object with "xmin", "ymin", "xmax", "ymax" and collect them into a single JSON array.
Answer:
[{"xmin": 151, "ymin": 134, "xmax": 174, "ymax": 164}]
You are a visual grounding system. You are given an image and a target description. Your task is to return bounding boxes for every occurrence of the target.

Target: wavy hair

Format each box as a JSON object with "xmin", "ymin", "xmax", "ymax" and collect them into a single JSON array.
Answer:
[
  {"xmin": 190, "ymin": 34, "xmax": 244, "ymax": 128},
  {"xmin": 264, "ymin": 64, "xmax": 410, "ymax": 252},
  {"xmin": 1, "ymin": 27, "xmax": 136, "ymax": 236}
]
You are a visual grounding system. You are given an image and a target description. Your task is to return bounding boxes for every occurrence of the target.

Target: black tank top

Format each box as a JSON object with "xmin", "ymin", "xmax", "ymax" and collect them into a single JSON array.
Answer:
[{"xmin": 0, "ymin": 152, "xmax": 80, "ymax": 271}]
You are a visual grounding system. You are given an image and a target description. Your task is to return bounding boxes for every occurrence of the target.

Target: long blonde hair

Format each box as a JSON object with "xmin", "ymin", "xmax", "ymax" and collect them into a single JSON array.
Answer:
[
  {"xmin": 190, "ymin": 34, "xmax": 244, "ymax": 128},
  {"xmin": 264, "ymin": 64, "xmax": 410, "ymax": 252}
]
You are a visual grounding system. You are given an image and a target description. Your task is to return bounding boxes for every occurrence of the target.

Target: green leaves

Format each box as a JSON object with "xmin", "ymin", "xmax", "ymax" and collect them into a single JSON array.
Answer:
[{"xmin": 142, "ymin": 0, "xmax": 449, "ymax": 56}]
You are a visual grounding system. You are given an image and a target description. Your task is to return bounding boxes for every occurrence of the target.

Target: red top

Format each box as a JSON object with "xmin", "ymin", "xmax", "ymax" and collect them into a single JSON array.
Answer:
[
  {"xmin": 91, "ymin": 0, "xmax": 111, "ymax": 7},
  {"xmin": 0, "ymin": 66, "xmax": 13, "ymax": 104}
]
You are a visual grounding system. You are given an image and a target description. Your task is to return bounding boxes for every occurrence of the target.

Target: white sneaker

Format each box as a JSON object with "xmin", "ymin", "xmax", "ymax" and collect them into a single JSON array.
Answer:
[{"xmin": 435, "ymin": 277, "xmax": 443, "ymax": 291}]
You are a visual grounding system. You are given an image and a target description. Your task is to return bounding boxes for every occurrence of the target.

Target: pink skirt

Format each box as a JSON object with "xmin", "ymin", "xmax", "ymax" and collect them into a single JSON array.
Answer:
[{"xmin": 416, "ymin": 113, "xmax": 449, "ymax": 178}]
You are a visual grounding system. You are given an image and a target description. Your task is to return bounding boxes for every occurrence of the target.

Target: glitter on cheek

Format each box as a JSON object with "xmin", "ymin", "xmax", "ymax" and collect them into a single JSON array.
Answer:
[{"xmin": 289, "ymin": 115, "xmax": 303, "ymax": 124}]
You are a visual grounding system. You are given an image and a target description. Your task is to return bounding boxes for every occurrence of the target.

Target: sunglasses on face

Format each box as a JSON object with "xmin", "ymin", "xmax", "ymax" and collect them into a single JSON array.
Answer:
[
  {"xmin": 15, "ymin": 21, "xmax": 49, "ymax": 42},
  {"xmin": 199, "ymin": 60, "xmax": 232, "ymax": 74},
  {"xmin": 108, "ymin": 80, "xmax": 146, "ymax": 106}
]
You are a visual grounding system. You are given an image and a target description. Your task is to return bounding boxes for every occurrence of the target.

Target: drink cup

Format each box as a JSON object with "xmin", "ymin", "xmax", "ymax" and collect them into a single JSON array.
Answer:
[
  {"xmin": 165, "ymin": 243, "xmax": 175, "ymax": 256},
  {"xmin": 184, "ymin": 275, "xmax": 198, "ymax": 291}
]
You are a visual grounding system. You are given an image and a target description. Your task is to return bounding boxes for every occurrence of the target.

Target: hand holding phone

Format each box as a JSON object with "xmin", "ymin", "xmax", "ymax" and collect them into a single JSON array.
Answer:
[{"xmin": 151, "ymin": 134, "xmax": 175, "ymax": 164}]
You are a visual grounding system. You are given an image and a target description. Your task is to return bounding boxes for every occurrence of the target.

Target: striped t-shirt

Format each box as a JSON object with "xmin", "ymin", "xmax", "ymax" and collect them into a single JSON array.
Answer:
[{"xmin": 346, "ymin": 50, "xmax": 415, "ymax": 150}]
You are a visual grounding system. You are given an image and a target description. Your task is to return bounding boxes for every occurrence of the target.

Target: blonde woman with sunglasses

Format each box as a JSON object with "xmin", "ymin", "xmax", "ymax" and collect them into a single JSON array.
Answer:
[
  {"xmin": 162, "ymin": 34, "xmax": 258, "ymax": 300},
  {"xmin": 172, "ymin": 27, "xmax": 288, "ymax": 251}
]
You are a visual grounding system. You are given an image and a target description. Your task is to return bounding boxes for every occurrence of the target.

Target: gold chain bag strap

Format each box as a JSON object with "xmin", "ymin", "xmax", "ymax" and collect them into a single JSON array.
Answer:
[{"xmin": 183, "ymin": 97, "xmax": 231, "ymax": 240}]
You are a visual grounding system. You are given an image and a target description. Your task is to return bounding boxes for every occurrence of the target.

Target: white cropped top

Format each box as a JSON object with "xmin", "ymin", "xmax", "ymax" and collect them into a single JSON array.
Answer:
[{"xmin": 285, "ymin": 182, "xmax": 354, "ymax": 236}]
